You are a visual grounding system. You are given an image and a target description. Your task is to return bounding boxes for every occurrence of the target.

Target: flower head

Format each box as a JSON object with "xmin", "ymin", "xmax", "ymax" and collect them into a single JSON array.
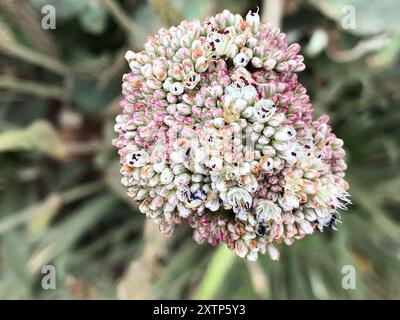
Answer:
[{"xmin": 113, "ymin": 9, "xmax": 350, "ymax": 261}]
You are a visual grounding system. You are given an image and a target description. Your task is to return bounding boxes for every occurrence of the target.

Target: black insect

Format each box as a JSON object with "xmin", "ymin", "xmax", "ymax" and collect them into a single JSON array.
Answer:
[
  {"xmin": 257, "ymin": 221, "xmax": 267, "ymax": 236},
  {"xmin": 325, "ymin": 214, "xmax": 337, "ymax": 229},
  {"xmin": 191, "ymin": 189, "xmax": 205, "ymax": 201}
]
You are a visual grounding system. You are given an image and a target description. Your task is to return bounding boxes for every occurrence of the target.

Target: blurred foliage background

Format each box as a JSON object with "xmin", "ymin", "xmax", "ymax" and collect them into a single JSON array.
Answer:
[{"xmin": 0, "ymin": 0, "xmax": 399, "ymax": 300}]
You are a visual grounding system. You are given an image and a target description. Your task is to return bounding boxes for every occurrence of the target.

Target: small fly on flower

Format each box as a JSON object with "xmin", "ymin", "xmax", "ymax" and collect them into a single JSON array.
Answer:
[{"xmin": 257, "ymin": 220, "xmax": 267, "ymax": 236}]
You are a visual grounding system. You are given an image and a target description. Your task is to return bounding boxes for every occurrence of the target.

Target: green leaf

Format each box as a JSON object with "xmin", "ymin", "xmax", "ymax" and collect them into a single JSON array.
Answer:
[
  {"xmin": 193, "ymin": 245, "xmax": 237, "ymax": 299},
  {"xmin": 0, "ymin": 194, "xmax": 60, "ymax": 236},
  {"xmin": 2, "ymin": 231, "xmax": 34, "ymax": 293},
  {"xmin": 0, "ymin": 120, "xmax": 66, "ymax": 159},
  {"xmin": 72, "ymin": 77, "xmax": 120, "ymax": 113},
  {"xmin": 27, "ymin": 194, "xmax": 117, "ymax": 272},
  {"xmin": 28, "ymin": 194, "xmax": 63, "ymax": 234},
  {"xmin": 79, "ymin": 1, "xmax": 109, "ymax": 35}
]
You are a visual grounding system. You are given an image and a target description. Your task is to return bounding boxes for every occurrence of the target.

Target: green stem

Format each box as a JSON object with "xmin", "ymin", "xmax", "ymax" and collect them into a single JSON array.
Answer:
[
  {"xmin": 0, "ymin": 76, "xmax": 63, "ymax": 99},
  {"xmin": 100, "ymin": 0, "xmax": 140, "ymax": 41},
  {"xmin": 193, "ymin": 244, "xmax": 237, "ymax": 299}
]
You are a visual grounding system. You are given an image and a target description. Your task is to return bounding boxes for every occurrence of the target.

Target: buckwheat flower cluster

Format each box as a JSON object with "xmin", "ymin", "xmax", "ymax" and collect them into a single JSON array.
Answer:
[{"xmin": 113, "ymin": 10, "xmax": 350, "ymax": 261}]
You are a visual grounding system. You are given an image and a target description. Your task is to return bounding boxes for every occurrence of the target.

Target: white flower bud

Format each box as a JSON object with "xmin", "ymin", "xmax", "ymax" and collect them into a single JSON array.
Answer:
[
  {"xmin": 258, "ymin": 136, "xmax": 270, "ymax": 145},
  {"xmin": 215, "ymin": 178, "xmax": 227, "ymax": 192},
  {"xmin": 244, "ymin": 174, "xmax": 258, "ymax": 193},
  {"xmin": 176, "ymin": 103, "xmax": 191, "ymax": 115},
  {"xmin": 194, "ymin": 148, "xmax": 207, "ymax": 163},
  {"xmin": 148, "ymin": 175, "xmax": 160, "ymax": 187},
  {"xmin": 302, "ymin": 179, "xmax": 318, "ymax": 195},
  {"xmin": 224, "ymin": 85, "xmax": 241, "ymax": 99},
  {"xmin": 239, "ymin": 162, "xmax": 251, "ymax": 175},
  {"xmin": 246, "ymin": 9, "xmax": 260, "ymax": 30},
  {"xmin": 186, "ymin": 199, "xmax": 202, "ymax": 209},
  {"xmin": 209, "ymin": 156, "xmax": 223, "ymax": 174},
  {"xmin": 247, "ymin": 250, "xmax": 258, "ymax": 261},
  {"xmin": 264, "ymin": 59, "xmax": 277, "ymax": 70},
  {"xmin": 164, "ymin": 202, "xmax": 176, "ymax": 213},
  {"xmin": 226, "ymin": 43, "xmax": 239, "ymax": 59},
  {"xmin": 140, "ymin": 165, "xmax": 155, "ymax": 179},
  {"xmin": 191, "ymin": 174, "xmax": 203, "ymax": 183},
  {"xmin": 256, "ymin": 200, "xmax": 282, "ymax": 223},
  {"xmin": 160, "ymin": 168, "xmax": 174, "ymax": 184},
  {"xmin": 132, "ymin": 169, "xmax": 141, "ymax": 180},
  {"xmin": 205, "ymin": 197, "xmax": 220, "ymax": 212},
  {"xmin": 299, "ymin": 220, "xmax": 313, "ymax": 234},
  {"xmin": 135, "ymin": 189, "xmax": 148, "ymax": 201},
  {"xmin": 194, "ymin": 162, "xmax": 207, "ymax": 174},
  {"xmin": 262, "ymin": 146, "xmax": 276, "ymax": 157},
  {"xmin": 268, "ymin": 112, "xmax": 285, "ymax": 126},
  {"xmin": 234, "ymin": 35, "xmax": 247, "ymax": 48},
  {"xmin": 247, "ymin": 37, "xmax": 258, "ymax": 48},
  {"xmin": 172, "ymin": 165, "xmax": 186, "ymax": 176},
  {"xmin": 251, "ymin": 57, "xmax": 263, "ymax": 68},
  {"xmin": 273, "ymin": 157, "xmax": 282, "ymax": 169},
  {"xmin": 279, "ymin": 193, "xmax": 300, "ymax": 211},
  {"xmin": 303, "ymin": 169, "xmax": 320, "ymax": 180},
  {"xmin": 250, "ymin": 131, "xmax": 260, "ymax": 142},
  {"xmin": 125, "ymin": 50, "xmax": 136, "ymax": 62},
  {"xmin": 254, "ymin": 99, "xmax": 276, "ymax": 123},
  {"xmin": 230, "ymin": 122, "xmax": 242, "ymax": 133},
  {"xmin": 163, "ymin": 77, "xmax": 174, "ymax": 91},
  {"xmin": 146, "ymin": 77, "xmax": 162, "ymax": 90},
  {"xmin": 306, "ymin": 215, "xmax": 321, "ymax": 229},
  {"xmin": 170, "ymin": 150, "xmax": 186, "ymax": 164},
  {"xmin": 141, "ymin": 64, "xmax": 153, "ymax": 78},
  {"xmin": 274, "ymin": 126, "xmax": 296, "ymax": 141},
  {"xmin": 233, "ymin": 98, "xmax": 247, "ymax": 112},
  {"xmin": 235, "ymin": 240, "xmax": 249, "ymax": 258},
  {"xmin": 174, "ymin": 173, "xmax": 191, "ymax": 187},
  {"xmin": 177, "ymin": 202, "xmax": 191, "ymax": 217},
  {"xmin": 125, "ymin": 150, "xmax": 148, "ymax": 168},
  {"xmin": 233, "ymin": 53, "xmax": 250, "ymax": 68},
  {"xmin": 267, "ymin": 244, "xmax": 280, "ymax": 261},
  {"xmin": 260, "ymin": 156, "xmax": 273, "ymax": 172},
  {"xmin": 242, "ymin": 85, "xmax": 258, "ymax": 103},
  {"xmin": 195, "ymin": 56, "xmax": 209, "ymax": 73},
  {"xmin": 213, "ymin": 117, "xmax": 225, "ymax": 128},
  {"xmin": 227, "ymin": 187, "xmax": 252, "ymax": 214},
  {"xmin": 167, "ymin": 192, "xmax": 178, "ymax": 206},
  {"xmin": 262, "ymin": 126, "xmax": 275, "ymax": 137},
  {"xmin": 153, "ymin": 162, "xmax": 165, "ymax": 173},
  {"xmin": 280, "ymin": 143, "xmax": 302, "ymax": 164},
  {"xmin": 242, "ymin": 106, "xmax": 253, "ymax": 118},
  {"xmin": 124, "ymin": 131, "xmax": 135, "ymax": 140},
  {"xmin": 170, "ymin": 82, "xmax": 184, "ymax": 95},
  {"xmin": 183, "ymin": 71, "xmax": 201, "ymax": 89},
  {"xmin": 149, "ymin": 196, "xmax": 164, "ymax": 210},
  {"xmin": 152, "ymin": 59, "xmax": 167, "ymax": 80},
  {"xmin": 273, "ymin": 140, "xmax": 289, "ymax": 152}
]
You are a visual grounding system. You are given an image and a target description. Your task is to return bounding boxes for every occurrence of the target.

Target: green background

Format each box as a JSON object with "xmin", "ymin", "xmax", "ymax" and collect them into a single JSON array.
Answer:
[{"xmin": 0, "ymin": 0, "xmax": 399, "ymax": 299}]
